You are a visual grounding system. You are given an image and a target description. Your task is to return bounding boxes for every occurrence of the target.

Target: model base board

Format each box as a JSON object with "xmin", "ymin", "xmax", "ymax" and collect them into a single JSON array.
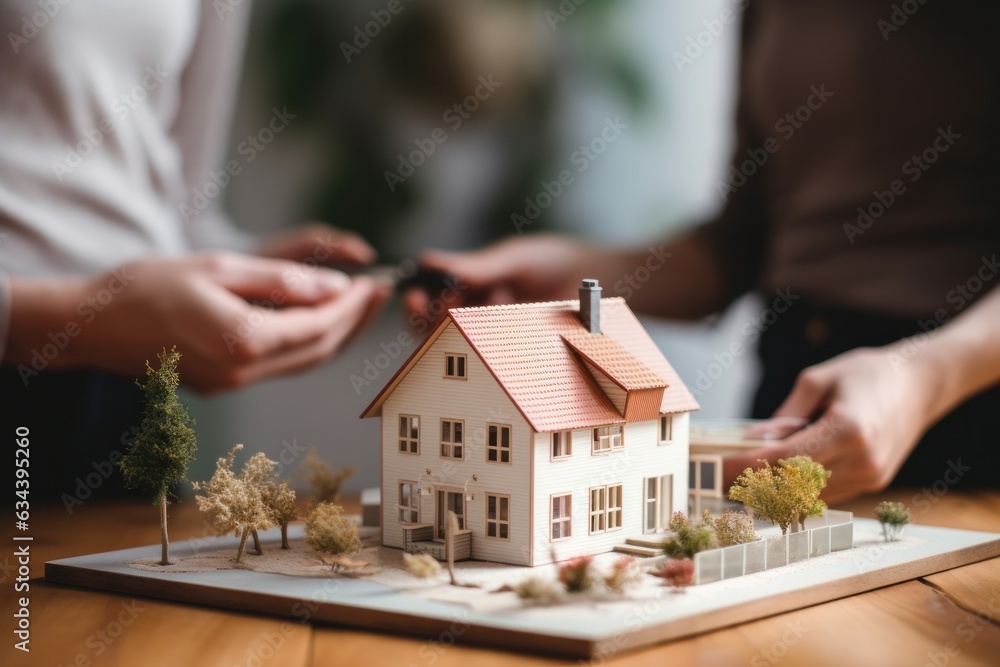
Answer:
[{"xmin": 45, "ymin": 518, "xmax": 1000, "ymax": 659}]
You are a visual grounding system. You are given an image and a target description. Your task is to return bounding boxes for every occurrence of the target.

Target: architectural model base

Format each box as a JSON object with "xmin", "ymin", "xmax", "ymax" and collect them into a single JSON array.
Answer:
[{"xmin": 45, "ymin": 518, "xmax": 1000, "ymax": 659}]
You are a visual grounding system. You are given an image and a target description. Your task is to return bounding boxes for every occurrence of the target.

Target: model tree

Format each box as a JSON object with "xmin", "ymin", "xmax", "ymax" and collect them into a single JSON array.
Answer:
[
  {"xmin": 874, "ymin": 501, "xmax": 910, "ymax": 541},
  {"xmin": 193, "ymin": 445, "xmax": 275, "ymax": 563},
  {"xmin": 729, "ymin": 457, "xmax": 832, "ymax": 535},
  {"xmin": 782, "ymin": 456, "xmax": 832, "ymax": 532},
  {"xmin": 119, "ymin": 347, "xmax": 197, "ymax": 566},
  {"xmin": 303, "ymin": 447, "xmax": 356, "ymax": 503},
  {"xmin": 305, "ymin": 502, "xmax": 361, "ymax": 561},
  {"xmin": 729, "ymin": 461, "xmax": 800, "ymax": 535},
  {"xmin": 263, "ymin": 477, "xmax": 298, "ymax": 550}
]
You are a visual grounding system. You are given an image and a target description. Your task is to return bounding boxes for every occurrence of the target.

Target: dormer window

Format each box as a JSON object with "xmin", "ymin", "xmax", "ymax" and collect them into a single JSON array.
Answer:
[
  {"xmin": 444, "ymin": 354, "xmax": 467, "ymax": 379},
  {"xmin": 592, "ymin": 425, "xmax": 623, "ymax": 454}
]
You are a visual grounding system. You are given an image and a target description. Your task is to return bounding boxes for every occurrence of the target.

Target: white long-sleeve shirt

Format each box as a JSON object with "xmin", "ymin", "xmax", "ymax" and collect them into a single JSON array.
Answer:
[{"xmin": 0, "ymin": 0, "xmax": 254, "ymax": 361}]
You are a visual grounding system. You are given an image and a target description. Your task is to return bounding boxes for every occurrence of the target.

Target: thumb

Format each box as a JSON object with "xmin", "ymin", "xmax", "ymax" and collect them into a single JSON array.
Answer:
[{"xmin": 773, "ymin": 367, "xmax": 833, "ymax": 420}]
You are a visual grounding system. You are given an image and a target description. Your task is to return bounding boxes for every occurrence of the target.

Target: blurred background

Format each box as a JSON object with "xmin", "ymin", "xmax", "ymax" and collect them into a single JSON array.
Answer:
[{"xmin": 184, "ymin": 0, "xmax": 763, "ymax": 491}]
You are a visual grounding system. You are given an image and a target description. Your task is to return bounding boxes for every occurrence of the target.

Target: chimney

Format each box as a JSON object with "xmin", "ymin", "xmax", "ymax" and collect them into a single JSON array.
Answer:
[{"xmin": 578, "ymin": 279, "xmax": 602, "ymax": 334}]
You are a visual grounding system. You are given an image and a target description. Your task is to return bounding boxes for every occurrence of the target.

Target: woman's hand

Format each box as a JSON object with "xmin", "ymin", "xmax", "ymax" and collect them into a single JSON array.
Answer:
[{"xmin": 7, "ymin": 252, "xmax": 390, "ymax": 393}]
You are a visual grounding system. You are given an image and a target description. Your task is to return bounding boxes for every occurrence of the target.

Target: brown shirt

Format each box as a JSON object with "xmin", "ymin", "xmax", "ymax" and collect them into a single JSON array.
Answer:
[{"xmin": 696, "ymin": 0, "xmax": 1000, "ymax": 320}]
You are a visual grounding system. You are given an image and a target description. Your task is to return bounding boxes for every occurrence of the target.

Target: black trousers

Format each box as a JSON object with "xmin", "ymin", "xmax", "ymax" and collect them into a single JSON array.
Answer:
[{"xmin": 751, "ymin": 299, "xmax": 1000, "ymax": 489}]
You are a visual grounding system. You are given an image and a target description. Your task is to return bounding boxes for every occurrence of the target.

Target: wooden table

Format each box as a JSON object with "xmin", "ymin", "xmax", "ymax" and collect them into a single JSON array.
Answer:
[{"xmin": 4, "ymin": 491, "xmax": 1000, "ymax": 667}]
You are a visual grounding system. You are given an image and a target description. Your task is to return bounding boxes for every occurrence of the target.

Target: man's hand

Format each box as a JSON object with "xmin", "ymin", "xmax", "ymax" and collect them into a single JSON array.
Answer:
[
  {"xmin": 7, "ymin": 252, "xmax": 390, "ymax": 393},
  {"xmin": 403, "ymin": 234, "xmax": 605, "ymax": 319}
]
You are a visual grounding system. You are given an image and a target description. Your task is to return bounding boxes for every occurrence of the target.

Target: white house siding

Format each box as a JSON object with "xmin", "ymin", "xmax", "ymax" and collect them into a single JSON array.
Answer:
[
  {"xmin": 380, "ymin": 323, "xmax": 533, "ymax": 565},
  {"xmin": 530, "ymin": 412, "xmax": 690, "ymax": 566}
]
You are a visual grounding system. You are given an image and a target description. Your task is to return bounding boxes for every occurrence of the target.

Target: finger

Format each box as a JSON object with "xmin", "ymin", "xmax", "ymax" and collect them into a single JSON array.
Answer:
[
  {"xmin": 723, "ymin": 415, "xmax": 851, "ymax": 488},
  {"xmin": 772, "ymin": 367, "xmax": 834, "ymax": 420},
  {"xmin": 227, "ymin": 278, "xmax": 379, "ymax": 385},
  {"xmin": 402, "ymin": 287, "xmax": 430, "ymax": 320},
  {"xmin": 420, "ymin": 247, "xmax": 518, "ymax": 290},
  {"xmin": 200, "ymin": 253, "xmax": 351, "ymax": 304},
  {"xmin": 314, "ymin": 227, "xmax": 378, "ymax": 265}
]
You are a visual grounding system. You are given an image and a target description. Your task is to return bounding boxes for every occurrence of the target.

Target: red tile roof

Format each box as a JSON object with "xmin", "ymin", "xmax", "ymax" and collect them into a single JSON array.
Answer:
[{"xmin": 362, "ymin": 297, "xmax": 699, "ymax": 432}]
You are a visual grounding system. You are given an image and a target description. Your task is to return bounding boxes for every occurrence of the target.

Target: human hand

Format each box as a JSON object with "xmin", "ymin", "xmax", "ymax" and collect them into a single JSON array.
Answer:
[
  {"xmin": 12, "ymin": 252, "xmax": 389, "ymax": 393},
  {"xmin": 256, "ymin": 223, "xmax": 376, "ymax": 267},
  {"xmin": 403, "ymin": 234, "xmax": 603, "ymax": 319},
  {"xmin": 723, "ymin": 345, "xmax": 945, "ymax": 504}
]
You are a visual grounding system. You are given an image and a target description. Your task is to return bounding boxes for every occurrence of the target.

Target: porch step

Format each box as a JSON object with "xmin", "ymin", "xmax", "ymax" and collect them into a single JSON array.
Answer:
[
  {"xmin": 613, "ymin": 544, "xmax": 661, "ymax": 558},
  {"xmin": 625, "ymin": 536, "xmax": 666, "ymax": 550}
]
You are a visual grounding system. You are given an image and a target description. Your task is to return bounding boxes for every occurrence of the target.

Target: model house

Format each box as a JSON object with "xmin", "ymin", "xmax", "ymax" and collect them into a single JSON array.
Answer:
[{"xmin": 362, "ymin": 280, "xmax": 699, "ymax": 566}]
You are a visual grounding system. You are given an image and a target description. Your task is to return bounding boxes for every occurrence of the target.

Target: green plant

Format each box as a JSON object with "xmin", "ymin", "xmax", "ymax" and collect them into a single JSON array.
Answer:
[
  {"xmin": 119, "ymin": 347, "xmax": 197, "ymax": 566},
  {"xmin": 305, "ymin": 502, "xmax": 361, "ymax": 557},
  {"xmin": 713, "ymin": 509, "xmax": 758, "ymax": 547},
  {"xmin": 781, "ymin": 456, "xmax": 832, "ymax": 531},
  {"xmin": 662, "ymin": 511, "xmax": 717, "ymax": 558},
  {"xmin": 874, "ymin": 501, "xmax": 910, "ymax": 542}
]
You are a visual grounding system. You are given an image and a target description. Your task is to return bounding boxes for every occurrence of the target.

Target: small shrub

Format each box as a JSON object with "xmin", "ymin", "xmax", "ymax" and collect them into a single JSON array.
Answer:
[
  {"xmin": 557, "ymin": 556, "xmax": 596, "ymax": 593},
  {"xmin": 714, "ymin": 509, "xmax": 758, "ymax": 547},
  {"xmin": 603, "ymin": 556, "xmax": 642, "ymax": 595},
  {"xmin": 650, "ymin": 559, "xmax": 694, "ymax": 588},
  {"xmin": 874, "ymin": 501, "xmax": 910, "ymax": 542},
  {"xmin": 514, "ymin": 576, "xmax": 559, "ymax": 603},
  {"xmin": 302, "ymin": 448, "xmax": 356, "ymax": 503},
  {"xmin": 305, "ymin": 502, "xmax": 361, "ymax": 556},
  {"xmin": 662, "ymin": 511, "xmax": 717, "ymax": 558},
  {"xmin": 402, "ymin": 552, "xmax": 441, "ymax": 579}
]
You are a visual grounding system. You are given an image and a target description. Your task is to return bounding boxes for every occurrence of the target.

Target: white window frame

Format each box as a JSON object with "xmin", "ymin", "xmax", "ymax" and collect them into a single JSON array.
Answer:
[
  {"xmin": 689, "ymin": 455, "xmax": 723, "ymax": 498},
  {"xmin": 398, "ymin": 415, "xmax": 419, "ymax": 454},
  {"xmin": 485, "ymin": 493, "xmax": 510, "ymax": 541},
  {"xmin": 589, "ymin": 483, "xmax": 623, "ymax": 534},
  {"xmin": 550, "ymin": 493, "xmax": 572, "ymax": 541},
  {"xmin": 550, "ymin": 431, "xmax": 572, "ymax": 460},
  {"xmin": 659, "ymin": 414, "xmax": 673, "ymax": 445},
  {"xmin": 486, "ymin": 423, "xmax": 512, "ymax": 464},
  {"xmin": 440, "ymin": 419, "xmax": 464, "ymax": 459},
  {"xmin": 592, "ymin": 425, "xmax": 623, "ymax": 454},
  {"xmin": 444, "ymin": 353, "xmax": 467, "ymax": 379},
  {"xmin": 398, "ymin": 481, "xmax": 419, "ymax": 523}
]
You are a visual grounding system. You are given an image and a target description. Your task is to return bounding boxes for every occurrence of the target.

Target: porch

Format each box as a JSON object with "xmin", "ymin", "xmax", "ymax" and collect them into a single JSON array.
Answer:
[{"xmin": 401, "ymin": 523, "xmax": 472, "ymax": 561}]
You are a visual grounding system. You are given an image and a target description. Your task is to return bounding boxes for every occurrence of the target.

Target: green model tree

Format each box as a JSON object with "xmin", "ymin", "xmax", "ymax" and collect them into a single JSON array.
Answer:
[{"xmin": 119, "ymin": 347, "xmax": 198, "ymax": 566}]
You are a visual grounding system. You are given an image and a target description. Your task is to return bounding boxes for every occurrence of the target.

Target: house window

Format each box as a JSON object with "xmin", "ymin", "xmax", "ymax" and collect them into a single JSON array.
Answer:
[
  {"xmin": 592, "ymin": 425, "xmax": 623, "ymax": 454},
  {"xmin": 550, "ymin": 494, "xmax": 572, "ymax": 541},
  {"xmin": 689, "ymin": 456, "xmax": 721, "ymax": 497},
  {"xmin": 398, "ymin": 415, "xmax": 419, "ymax": 454},
  {"xmin": 398, "ymin": 481, "xmax": 419, "ymax": 523},
  {"xmin": 659, "ymin": 415, "xmax": 673, "ymax": 444},
  {"xmin": 487, "ymin": 424, "xmax": 511, "ymax": 463},
  {"xmin": 486, "ymin": 494, "xmax": 510, "ymax": 540},
  {"xmin": 440, "ymin": 420, "xmax": 464, "ymax": 459},
  {"xmin": 589, "ymin": 484, "xmax": 623, "ymax": 534},
  {"xmin": 444, "ymin": 354, "xmax": 467, "ymax": 379},
  {"xmin": 551, "ymin": 431, "xmax": 572, "ymax": 459}
]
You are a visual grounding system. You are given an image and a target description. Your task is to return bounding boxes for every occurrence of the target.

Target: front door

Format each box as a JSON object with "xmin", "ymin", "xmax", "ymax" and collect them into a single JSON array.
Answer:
[
  {"xmin": 644, "ymin": 475, "xmax": 673, "ymax": 534},
  {"xmin": 436, "ymin": 490, "xmax": 465, "ymax": 539}
]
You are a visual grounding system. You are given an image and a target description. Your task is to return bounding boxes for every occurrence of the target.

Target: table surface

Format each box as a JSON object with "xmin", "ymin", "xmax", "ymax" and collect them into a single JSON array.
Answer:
[{"xmin": 4, "ymin": 491, "xmax": 1000, "ymax": 667}]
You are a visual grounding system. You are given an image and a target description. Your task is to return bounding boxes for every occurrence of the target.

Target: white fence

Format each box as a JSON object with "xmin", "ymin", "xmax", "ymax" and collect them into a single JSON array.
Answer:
[{"xmin": 693, "ymin": 510, "xmax": 854, "ymax": 585}]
